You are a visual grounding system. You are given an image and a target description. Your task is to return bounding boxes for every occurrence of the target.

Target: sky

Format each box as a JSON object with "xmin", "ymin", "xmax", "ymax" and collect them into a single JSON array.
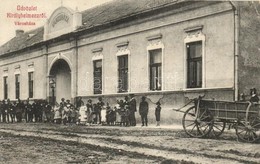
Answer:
[{"xmin": 0, "ymin": 0, "xmax": 113, "ymax": 46}]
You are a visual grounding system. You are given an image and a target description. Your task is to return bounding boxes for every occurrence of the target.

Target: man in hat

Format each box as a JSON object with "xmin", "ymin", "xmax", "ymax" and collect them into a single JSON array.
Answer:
[
  {"xmin": 129, "ymin": 94, "xmax": 137, "ymax": 126},
  {"xmin": 250, "ymin": 88, "xmax": 259, "ymax": 103},
  {"xmin": 60, "ymin": 98, "xmax": 66, "ymax": 108},
  {"xmin": 139, "ymin": 96, "xmax": 149, "ymax": 126},
  {"xmin": 76, "ymin": 96, "xmax": 84, "ymax": 110},
  {"xmin": 96, "ymin": 97, "xmax": 104, "ymax": 124}
]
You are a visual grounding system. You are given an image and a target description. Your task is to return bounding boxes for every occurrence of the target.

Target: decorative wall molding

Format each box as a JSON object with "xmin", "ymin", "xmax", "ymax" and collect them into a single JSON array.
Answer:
[
  {"xmin": 3, "ymin": 67, "xmax": 8, "ymax": 72},
  {"xmin": 28, "ymin": 62, "xmax": 34, "ymax": 67},
  {"xmin": 147, "ymin": 39, "xmax": 164, "ymax": 50},
  {"xmin": 116, "ymin": 41, "xmax": 129, "ymax": 47},
  {"xmin": 15, "ymin": 65, "xmax": 21, "ymax": 69},
  {"xmin": 14, "ymin": 68, "xmax": 21, "ymax": 75},
  {"xmin": 91, "ymin": 47, "xmax": 103, "ymax": 53},
  {"xmin": 146, "ymin": 34, "xmax": 164, "ymax": 50},
  {"xmin": 92, "ymin": 47, "xmax": 103, "ymax": 60},
  {"xmin": 146, "ymin": 34, "xmax": 162, "ymax": 41},
  {"xmin": 27, "ymin": 62, "xmax": 35, "ymax": 72},
  {"xmin": 3, "ymin": 68, "xmax": 8, "ymax": 77},
  {"xmin": 116, "ymin": 41, "xmax": 130, "ymax": 56},
  {"xmin": 184, "ymin": 25, "xmax": 203, "ymax": 33},
  {"xmin": 184, "ymin": 30, "xmax": 205, "ymax": 43}
]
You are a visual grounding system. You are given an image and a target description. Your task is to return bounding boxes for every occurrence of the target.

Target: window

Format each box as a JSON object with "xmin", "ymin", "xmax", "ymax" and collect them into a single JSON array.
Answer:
[
  {"xmin": 3, "ymin": 76, "xmax": 8, "ymax": 99},
  {"xmin": 149, "ymin": 49, "xmax": 162, "ymax": 91},
  {"xmin": 15, "ymin": 74, "xmax": 20, "ymax": 99},
  {"xmin": 187, "ymin": 41, "xmax": 202, "ymax": 88},
  {"xmin": 28, "ymin": 72, "xmax": 34, "ymax": 98},
  {"xmin": 118, "ymin": 55, "xmax": 128, "ymax": 92},
  {"xmin": 93, "ymin": 60, "xmax": 102, "ymax": 94}
]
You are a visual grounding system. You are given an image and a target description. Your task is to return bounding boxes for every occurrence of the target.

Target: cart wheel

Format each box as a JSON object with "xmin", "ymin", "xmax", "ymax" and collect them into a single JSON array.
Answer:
[
  {"xmin": 182, "ymin": 106, "xmax": 213, "ymax": 138},
  {"xmin": 209, "ymin": 121, "xmax": 226, "ymax": 138},
  {"xmin": 235, "ymin": 117, "xmax": 260, "ymax": 143}
]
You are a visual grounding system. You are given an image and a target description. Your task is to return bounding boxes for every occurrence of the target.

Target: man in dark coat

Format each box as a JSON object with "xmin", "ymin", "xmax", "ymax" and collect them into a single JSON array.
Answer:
[
  {"xmin": 25, "ymin": 99, "xmax": 33, "ymax": 122},
  {"xmin": 76, "ymin": 96, "xmax": 84, "ymax": 110},
  {"xmin": 139, "ymin": 96, "xmax": 149, "ymax": 126},
  {"xmin": 7, "ymin": 99, "xmax": 14, "ymax": 123},
  {"xmin": 16, "ymin": 99, "xmax": 24, "ymax": 123},
  {"xmin": 0, "ymin": 100, "xmax": 2, "ymax": 123},
  {"xmin": 2, "ymin": 100, "xmax": 7, "ymax": 123},
  {"xmin": 129, "ymin": 94, "xmax": 137, "ymax": 126}
]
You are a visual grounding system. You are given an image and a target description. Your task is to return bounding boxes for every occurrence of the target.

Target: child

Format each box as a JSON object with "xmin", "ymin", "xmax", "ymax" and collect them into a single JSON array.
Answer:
[
  {"xmin": 155, "ymin": 101, "xmax": 161, "ymax": 126},
  {"xmin": 54, "ymin": 105, "xmax": 61, "ymax": 124},
  {"xmin": 70, "ymin": 106, "xmax": 77, "ymax": 124}
]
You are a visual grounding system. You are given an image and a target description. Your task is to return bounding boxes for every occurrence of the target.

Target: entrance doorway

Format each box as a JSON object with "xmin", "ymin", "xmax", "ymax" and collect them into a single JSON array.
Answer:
[{"xmin": 49, "ymin": 59, "xmax": 71, "ymax": 104}]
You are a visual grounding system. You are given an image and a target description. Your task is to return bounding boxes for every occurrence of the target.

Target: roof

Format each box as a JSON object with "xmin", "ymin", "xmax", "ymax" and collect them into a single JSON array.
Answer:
[
  {"xmin": 0, "ymin": 27, "xmax": 44, "ymax": 56},
  {"xmin": 0, "ymin": 0, "xmax": 223, "ymax": 56}
]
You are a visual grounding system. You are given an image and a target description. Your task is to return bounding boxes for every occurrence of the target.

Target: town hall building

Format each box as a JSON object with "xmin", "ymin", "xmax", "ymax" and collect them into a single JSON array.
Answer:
[{"xmin": 0, "ymin": 0, "xmax": 260, "ymax": 124}]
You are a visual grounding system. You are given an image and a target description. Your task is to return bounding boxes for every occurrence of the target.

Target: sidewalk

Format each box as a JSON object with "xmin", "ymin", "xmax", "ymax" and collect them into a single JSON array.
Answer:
[{"xmin": 83, "ymin": 123, "xmax": 183, "ymax": 131}]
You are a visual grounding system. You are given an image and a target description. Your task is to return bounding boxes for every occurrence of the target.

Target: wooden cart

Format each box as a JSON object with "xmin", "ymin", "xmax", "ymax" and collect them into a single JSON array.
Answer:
[{"xmin": 182, "ymin": 96, "xmax": 260, "ymax": 143}]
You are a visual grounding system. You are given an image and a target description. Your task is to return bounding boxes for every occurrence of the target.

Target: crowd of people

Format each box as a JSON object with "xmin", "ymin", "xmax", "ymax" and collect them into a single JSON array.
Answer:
[
  {"xmin": 1, "ymin": 88, "xmax": 258, "ymax": 126},
  {"xmin": 0, "ymin": 94, "xmax": 162, "ymax": 127},
  {"xmin": 0, "ymin": 98, "xmax": 53, "ymax": 124},
  {"xmin": 76, "ymin": 94, "xmax": 161, "ymax": 127}
]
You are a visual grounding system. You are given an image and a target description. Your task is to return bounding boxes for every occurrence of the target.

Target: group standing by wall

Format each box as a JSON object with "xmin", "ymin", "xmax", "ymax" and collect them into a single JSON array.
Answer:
[
  {"xmin": 0, "ymin": 99, "xmax": 52, "ymax": 124},
  {"xmin": 0, "ymin": 94, "xmax": 163, "ymax": 127}
]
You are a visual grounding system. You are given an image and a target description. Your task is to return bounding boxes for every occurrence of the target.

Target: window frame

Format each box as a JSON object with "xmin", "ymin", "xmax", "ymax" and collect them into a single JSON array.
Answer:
[
  {"xmin": 118, "ymin": 55, "xmax": 129, "ymax": 93},
  {"xmin": 149, "ymin": 49, "xmax": 162, "ymax": 91},
  {"xmin": 184, "ymin": 30, "xmax": 205, "ymax": 89},
  {"xmin": 15, "ymin": 74, "xmax": 20, "ymax": 99},
  {"xmin": 146, "ymin": 38, "xmax": 164, "ymax": 92},
  {"xmin": 28, "ymin": 72, "xmax": 34, "ymax": 98},
  {"xmin": 186, "ymin": 41, "xmax": 202, "ymax": 88},
  {"xmin": 3, "ymin": 76, "xmax": 8, "ymax": 99},
  {"xmin": 93, "ymin": 59, "xmax": 102, "ymax": 95}
]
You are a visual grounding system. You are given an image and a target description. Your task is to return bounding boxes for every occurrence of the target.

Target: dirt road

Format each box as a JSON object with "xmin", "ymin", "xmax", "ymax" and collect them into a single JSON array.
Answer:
[{"xmin": 0, "ymin": 123, "xmax": 259, "ymax": 164}]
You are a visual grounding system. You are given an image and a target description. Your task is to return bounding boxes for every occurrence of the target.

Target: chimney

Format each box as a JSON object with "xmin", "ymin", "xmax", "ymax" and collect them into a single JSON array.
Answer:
[{"xmin": 16, "ymin": 29, "xmax": 24, "ymax": 37}]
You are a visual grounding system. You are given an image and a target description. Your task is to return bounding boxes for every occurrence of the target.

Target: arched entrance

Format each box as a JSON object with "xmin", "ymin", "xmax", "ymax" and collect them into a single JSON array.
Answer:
[{"xmin": 49, "ymin": 59, "xmax": 71, "ymax": 104}]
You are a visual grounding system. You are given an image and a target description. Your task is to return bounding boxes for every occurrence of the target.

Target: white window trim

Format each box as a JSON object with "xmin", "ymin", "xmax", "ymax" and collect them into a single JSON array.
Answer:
[
  {"xmin": 14, "ymin": 68, "xmax": 21, "ymax": 75},
  {"xmin": 116, "ymin": 53, "xmax": 131, "ymax": 93},
  {"xmin": 147, "ymin": 40, "xmax": 164, "ymax": 91},
  {"xmin": 28, "ymin": 67, "xmax": 35, "ymax": 73},
  {"xmin": 116, "ymin": 43, "xmax": 131, "ymax": 93},
  {"xmin": 28, "ymin": 72, "xmax": 34, "ymax": 98},
  {"xmin": 92, "ymin": 48, "xmax": 104, "ymax": 94},
  {"xmin": 28, "ymin": 62, "xmax": 35, "ymax": 72},
  {"xmin": 2, "ymin": 75, "xmax": 8, "ymax": 99},
  {"xmin": 91, "ymin": 48, "xmax": 103, "ymax": 61},
  {"xmin": 3, "ymin": 72, "xmax": 8, "ymax": 77},
  {"xmin": 92, "ymin": 59, "xmax": 104, "ymax": 95},
  {"xmin": 184, "ymin": 30, "xmax": 206, "ymax": 89}
]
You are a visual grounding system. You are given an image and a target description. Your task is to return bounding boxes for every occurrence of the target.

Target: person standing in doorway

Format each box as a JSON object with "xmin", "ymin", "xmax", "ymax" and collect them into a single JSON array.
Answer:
[{"xmin": 139, "ymin": 96, "xmax": 149, "ymax": 126}]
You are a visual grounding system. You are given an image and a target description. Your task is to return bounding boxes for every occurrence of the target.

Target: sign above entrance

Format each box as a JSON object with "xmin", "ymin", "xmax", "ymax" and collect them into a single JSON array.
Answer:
[
  {"xmin": 44, "ymin": 6, "xmax": 82, "ymax": 41},
  {"xmin": 51, "ymin": 13, "xmax": 70, "ymax": 28}
]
